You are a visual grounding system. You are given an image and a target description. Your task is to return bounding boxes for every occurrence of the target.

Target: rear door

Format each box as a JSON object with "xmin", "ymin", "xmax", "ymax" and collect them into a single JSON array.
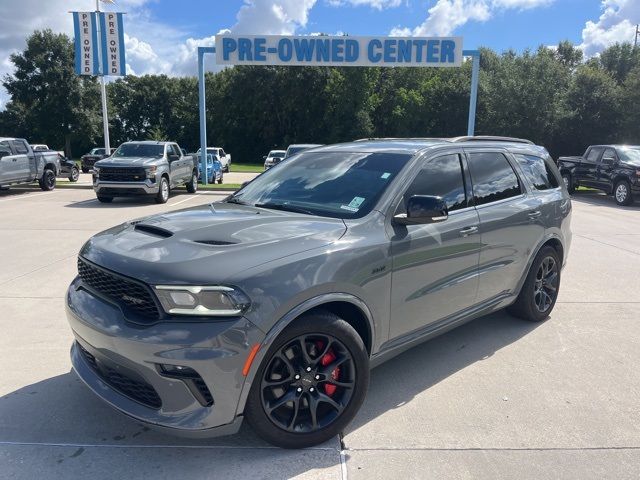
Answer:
[
  {"xmin": 596, "ymin": 147, "xmax": 618, "ymax": 191},
  {"xmin": 576, "ymin": 147, "xmax": 603, "ymax": 187},
  {"xmin": 465, "ymin": 149, "xmax": 545, "ymax": 304},
  {"xmin": 0, "ymin": 140, "xmax": 15, "ymax": 183},
  {"xmin": 389, "ymin": 150, "xmax": 480, "ymax": 340}
]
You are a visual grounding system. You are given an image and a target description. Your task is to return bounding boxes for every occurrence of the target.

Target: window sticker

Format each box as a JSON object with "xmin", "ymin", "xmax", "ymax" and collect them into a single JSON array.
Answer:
[
  {"xmin": 340, "ymin": 205, "xmax": 359, "ymax": 212},
  {"xmin": 381, "ymin": 172, "xmax": 391, "ymax": 179},
  {"xmin": 348, "ymin": 196, "xmax": 365, "ymax": 208}
]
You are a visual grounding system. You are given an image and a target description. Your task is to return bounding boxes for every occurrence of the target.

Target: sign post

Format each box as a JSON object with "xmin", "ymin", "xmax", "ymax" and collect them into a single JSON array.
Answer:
[{"xmin": 72, "ymin": 2, "xmax": 126, "ymax": 156}]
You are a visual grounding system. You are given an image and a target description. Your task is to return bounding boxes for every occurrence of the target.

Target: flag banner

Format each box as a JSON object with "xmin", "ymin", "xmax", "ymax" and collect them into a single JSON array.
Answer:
[
  {"xmin": 72, "ymin": 12, "xmax": 99, "ymax": 75},
  {"xmin": 99, "ymin": 12, "xmax": 126, "ymax": 76}
]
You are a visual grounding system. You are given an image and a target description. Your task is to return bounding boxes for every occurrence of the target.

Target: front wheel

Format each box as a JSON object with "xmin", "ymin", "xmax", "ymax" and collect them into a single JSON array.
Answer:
[
  {"xmin": 245, "ymin": 311, "xmax": 369, "ymax": 449},
  {"xmin": 508, "ymin": 246, "xmax": 561, "ymax": 322},
  {"xmin": 39, "ymin": 169, "xmax": 56, "ymax": 191},
  {"xmin": 614, "ymin": 180, "xmax": 633, "ymax": 206},
  {"xmin": 96, "ymin": 195, "xmax": 113, "ymax": 203},
  {"xmin": 155, "ymin": 176, "xmax": 170, "ymax": 204},
  {"xmin": 81, "ymin": 166, "xmax": 90, "ymax": 174},
  {"xmin": 186, "ymin": 172, "xmax": 198, "ymax": 193},
  {"xmin": 69, "ymin": 167, "xmax": 80, "ymax": 182},
  {"xmin": 217, "ymin": 174, "xmax": 223, "ymax": 185}
]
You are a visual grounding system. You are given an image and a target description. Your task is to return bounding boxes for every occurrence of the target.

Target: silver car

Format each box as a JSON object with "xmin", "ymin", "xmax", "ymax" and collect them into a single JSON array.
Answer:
[{"xmin": 66, "ymin": 137, "xmax": 571, "ymax": 448}]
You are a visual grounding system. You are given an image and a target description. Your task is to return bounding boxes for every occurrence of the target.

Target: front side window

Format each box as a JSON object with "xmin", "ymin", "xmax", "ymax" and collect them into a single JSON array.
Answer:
[
  {"xmin": 401, "ymin": 154, "xmax": 468, "ymax": 212},
  {"xmin": 229, "ymin": 151, "xmax": 413, "ymax": 219},
  {"xmin": 0, "ymin": 141, "xmax": 11, "ymax": 157},
  {"xmin": 514, "ymin": 154, "xmax": 559, "ymax": 190},
  {"xmin": 468, "ymin": 152, "xmax": 521, "ymax": 206},
  {"xmin": 601, "ymin": 148, "xmax": 616, "ymax": 162}
]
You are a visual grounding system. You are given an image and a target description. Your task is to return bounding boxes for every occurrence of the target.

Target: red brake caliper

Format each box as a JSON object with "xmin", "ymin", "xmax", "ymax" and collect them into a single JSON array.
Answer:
[{"xmin": 317, "ymin": 341, "xmax": 340, "ymax": 396}]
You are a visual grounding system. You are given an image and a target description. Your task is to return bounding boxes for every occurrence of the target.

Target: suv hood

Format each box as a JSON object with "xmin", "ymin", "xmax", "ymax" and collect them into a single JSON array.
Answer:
[
  {"xmin": 80, "ymin": 203, "xmax": 347, "ymax": 285},
  {"xmin": 95, "ymin": 157, "xmax": 162, "ymax": 167}
]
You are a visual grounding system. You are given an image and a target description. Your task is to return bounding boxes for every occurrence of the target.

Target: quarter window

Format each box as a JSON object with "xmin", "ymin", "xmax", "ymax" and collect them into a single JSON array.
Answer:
[
  {"xmin": 468, "ymin": 152, "xmax": 521, "ymax": 206},
  {"xmin": 402, "ymin": 154, "xmax": 468, "ymax": 212},
  {"xmin": 514, "ymin": 154, "xmax": 559, "ymax": 190}
]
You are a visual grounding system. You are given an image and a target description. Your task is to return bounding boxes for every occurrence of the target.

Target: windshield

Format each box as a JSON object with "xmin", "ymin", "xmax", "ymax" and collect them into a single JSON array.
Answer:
[
  {"xmin": 618, "ymin": 147, "xmax": 640, "ymax": 166},
  {"xmin": 228, "ymin": 151, "xmax": 412, "ymax": 219},
  {"xmin": 114, "ymin": 143, "xmax": 164, "ymax": 158},
  {"xmin": 90, "ymin": 148, "xmax": 105, "ymax": 155}
]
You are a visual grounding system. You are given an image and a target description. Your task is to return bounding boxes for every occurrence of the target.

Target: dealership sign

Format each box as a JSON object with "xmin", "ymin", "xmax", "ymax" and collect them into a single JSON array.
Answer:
[
  {"xmin": 215, "ymin": 34, "xmax": 463, "ymax": 68},
  {"xmin": 72, "ymin": 11, "xmax": 126, "ymax": 76}
]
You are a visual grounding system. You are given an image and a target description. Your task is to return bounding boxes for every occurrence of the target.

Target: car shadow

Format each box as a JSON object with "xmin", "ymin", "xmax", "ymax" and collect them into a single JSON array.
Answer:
[
  {"xmin": 346, "ymin": 310, "xmax": 541, "ymax": 433},
  {"xmin": 64, "ymin": 191, "xmax": 202, "ymax": 209},
  {"xmin": 569, "ymin": 190, "xmax": 640, "ymax": 210},
  {"xmin": 0, "ymin": 186, "xmax": 45, "ymax": 198}
]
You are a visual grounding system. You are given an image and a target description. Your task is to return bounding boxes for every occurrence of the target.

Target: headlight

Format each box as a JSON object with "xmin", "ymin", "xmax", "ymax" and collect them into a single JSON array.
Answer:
[
  {"xmin": 154, "ymin": 285, "xmax": 250, "ymax": 316},
  {"xmin": 145, "ymin": 166, "xmax": 158, "ymax": 179}
]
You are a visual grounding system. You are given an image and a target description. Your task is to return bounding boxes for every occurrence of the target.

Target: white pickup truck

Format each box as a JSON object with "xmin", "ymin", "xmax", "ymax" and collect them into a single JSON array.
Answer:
[
  {"xmin": 0, "ymin": 137, "xmax": 61, "ymax": 191},
  {"xmin": 195, "ymin": 147, "xmax": 231, "ymax": 172}
]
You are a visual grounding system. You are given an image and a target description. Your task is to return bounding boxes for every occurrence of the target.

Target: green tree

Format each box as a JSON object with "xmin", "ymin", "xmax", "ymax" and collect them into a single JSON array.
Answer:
[{"xmin": 2, "ymin": 29, "xmax": 101, "ymax": 156}]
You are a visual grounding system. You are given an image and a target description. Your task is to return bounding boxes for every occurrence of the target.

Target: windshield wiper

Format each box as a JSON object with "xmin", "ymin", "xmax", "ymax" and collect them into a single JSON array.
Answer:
[
  {"xmin": 225, "ymin": 196, "xmax": 248, "ymax": 205},
  {"xmin": 254, "ymin": 202, "xmax": 315, "ymax": 215}
]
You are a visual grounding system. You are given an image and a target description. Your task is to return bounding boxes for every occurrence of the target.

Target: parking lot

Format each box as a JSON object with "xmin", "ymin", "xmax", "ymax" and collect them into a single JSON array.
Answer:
[{"xmin": 1, "ymin": 186, "xmax": 639, "ymax": 479}]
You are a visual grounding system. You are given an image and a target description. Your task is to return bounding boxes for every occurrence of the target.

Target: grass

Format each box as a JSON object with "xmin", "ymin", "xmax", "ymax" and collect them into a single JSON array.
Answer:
[
  {"xmin": 231, "ymin": 163, "xmax": 263, "ymax": 173},
  {"xmin": 196, "ymin": 183, "xmax": 242, "ymax": 190}
]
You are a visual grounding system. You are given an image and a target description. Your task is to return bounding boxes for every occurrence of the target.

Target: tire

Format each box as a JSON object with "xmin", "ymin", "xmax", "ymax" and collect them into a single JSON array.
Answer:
[
  {"xmin": 69, "ymin": 167, "xmax": 80, "ymax": 182},
  {"xmin": 508, "ymin": 246, "xmax": 561, "ymax": 322},
  {"xmin": 245, "ymin": 311, "xmax": 369, "ymax": 449},
  {"xmin": 97, "ymin": 195, "xmax": 113, "ymax": 203},
  {"xmin": 217, "ymin": 175, "xmax": 223, "ymax": 185},
  {"xmin": 561, "ymin": 173, "xmax": 574, "ymax": 194},
  {"xmin": 39, "ymin": 168, "xmax": 56, "ymax": 191},
  {"xmin": 224, "ymin": 165, "xmax": 230, "ymax": 173},
  {"xmin": 186, "ymin": 171, "xmax": 198, "ymax": 193},
  {"xmin": 155, "ymin": 176, "xmax": 170, "ymax": 204},
  {"xmin": 613, "ymin": 179, "xmax": 633, "ymax": 206},
  {"xmin": 81, "ymin": 167, "xmax": 89, "ymax": 174}
]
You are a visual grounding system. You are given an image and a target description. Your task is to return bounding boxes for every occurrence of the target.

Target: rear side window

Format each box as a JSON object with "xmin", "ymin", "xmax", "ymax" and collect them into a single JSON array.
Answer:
[
  {"xmin": 586, "ymin": 147, "xmax": 603, "ymax": 162},
  {"xmin": 11, "ymin": 140, "xmax": 28, "ymax": 154},
  {"xmin": 402, "ymin": 154, "xmax": 468, "ymax": 212},
  {"xmin": 514, "ymin": 154, "xmax": 559, "ymax": 190},
  {"xmin": 468, "ymin": 152, "xmax": 521, "ymax": 206}
]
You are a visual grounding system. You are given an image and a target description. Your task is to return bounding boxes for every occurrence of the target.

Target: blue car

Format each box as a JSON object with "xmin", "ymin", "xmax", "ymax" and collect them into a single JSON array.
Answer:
[{"xmin": 198, "ymin": 153, "xmax": 224, "ymax": 184}]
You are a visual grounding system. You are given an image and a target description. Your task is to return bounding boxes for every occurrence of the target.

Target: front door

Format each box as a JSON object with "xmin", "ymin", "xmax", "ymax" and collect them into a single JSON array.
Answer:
[
  {"xmin": 597, "ymin": 147, "xmax": 618, "ymax": 191},
  {"xmin": 577, "ymin": 147, "xmax": 603, "ymax": 188},
  {"xmin": 389, "ymin": 152, "xmax": 480, "ymax": 340},
  {"xmin": 0, "ymin": 140, "xmax": 15, "ymax": 183}
]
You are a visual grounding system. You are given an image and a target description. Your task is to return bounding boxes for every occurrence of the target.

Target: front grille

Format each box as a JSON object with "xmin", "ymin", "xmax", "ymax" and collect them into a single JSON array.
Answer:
[
  {"xmin": 99, "ymin": 167, "xmax": 146, "ymax": 182},
  {"xmin": 78, "ymin": 343, "xmax": 162, "ymax": 409},
  {"xmin": 99, "ymin": 187, "xmax": 147, "ymax": 195},
  {"xmin": 77, "ymin": 258, "xmax": 160, "ymax": 320}
]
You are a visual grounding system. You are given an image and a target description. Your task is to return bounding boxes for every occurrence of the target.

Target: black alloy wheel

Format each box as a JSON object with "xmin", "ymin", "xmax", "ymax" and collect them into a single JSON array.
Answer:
[
  {"xmin": 533, "ymin": 255, "xmax": 559, "ymax": 313},
  {"xmin": 246, "ymin": 311, "xmax": 369, "ymax": 449}
]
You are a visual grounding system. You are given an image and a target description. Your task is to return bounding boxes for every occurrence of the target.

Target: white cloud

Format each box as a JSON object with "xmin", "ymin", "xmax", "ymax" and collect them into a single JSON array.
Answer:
[
  {"xmin": 390, "ymin": 0, "xmax": 553, "ymax": 37},
  {"xmin": 580, "ymin": 0, "xmax": 640, "ymax": 57},
  {"xmin": 326, "ymin": 0, "xmax": 403, "ymax": 10}
]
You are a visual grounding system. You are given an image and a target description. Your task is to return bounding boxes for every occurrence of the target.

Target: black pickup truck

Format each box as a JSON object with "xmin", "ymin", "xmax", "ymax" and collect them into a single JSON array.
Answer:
[{"xmin": 558, "ymin": 145, "xmax": 640, "ymax": 206}]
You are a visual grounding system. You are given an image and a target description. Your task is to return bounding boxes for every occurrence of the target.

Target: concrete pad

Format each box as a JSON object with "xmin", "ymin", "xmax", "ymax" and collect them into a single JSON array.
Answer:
[
  {"xmin": 345, "ymin": 449, "xmax": 640, "ymax": 480},
  {"xmin": 344, "ymin": 303, "xmax": 640, "ymax": 450},
  {"xmin": 1, "ymin": 444, "xmax": 341, "ymax": 480}
]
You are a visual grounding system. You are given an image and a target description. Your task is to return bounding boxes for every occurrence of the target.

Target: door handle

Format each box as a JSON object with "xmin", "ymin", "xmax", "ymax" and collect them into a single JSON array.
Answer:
[
  {"xmin": 528, "ymin": 210, "xmax": 542, "ymax": 219},
  {"xmin": 459, "ymin": 226, "xmax": 478, "ymax": 237}
]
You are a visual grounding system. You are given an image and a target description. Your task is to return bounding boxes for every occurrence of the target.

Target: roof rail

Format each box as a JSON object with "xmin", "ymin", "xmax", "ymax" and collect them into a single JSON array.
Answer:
[
  {"xmin": 352, "ymin": 137, "xmax": 443, "ymax": 142},
  {"xmin": 450, "ymin": 136, "xmax": 534, "ymax": 145}
]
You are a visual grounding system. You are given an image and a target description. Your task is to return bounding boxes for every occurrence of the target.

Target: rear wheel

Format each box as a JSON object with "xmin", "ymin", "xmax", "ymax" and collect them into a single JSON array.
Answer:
[
  {"xmin": 97, "ymin": 195, "xmax": 113, "ymax": 203},
  {"xmin": 39, "ymin": 168, "xmax": 56, "ymax": 191},
  {"xmin": 186, "ymin": 171, "xmax": 198, "ymax": 193},
  {"xmin": 155, "ymin": 176, "xmax": 170, "ymax": 204},
  {"xmin": 245, "ymin": 311, "xmax": 369, "ymax": 449},
  {"xmin": 561, "ymin": 173, "xmax": 574, "ymax": 194},
  {"xmin": 614, "ymin": 180, "xmax": 633, "ymax": 206},
  {"xmin": 69, "ymin": 166, "xmax": 80, "ymax": 182},
  {"xmin": 508, "ymin": 246, "xmax": 561, "ymax": 322}
]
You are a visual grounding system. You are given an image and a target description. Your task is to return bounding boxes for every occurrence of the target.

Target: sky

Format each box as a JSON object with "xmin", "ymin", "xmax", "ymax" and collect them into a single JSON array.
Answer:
[{"xmin": 0, "ymin": 0, "xmax": 639, "ymax": 109}]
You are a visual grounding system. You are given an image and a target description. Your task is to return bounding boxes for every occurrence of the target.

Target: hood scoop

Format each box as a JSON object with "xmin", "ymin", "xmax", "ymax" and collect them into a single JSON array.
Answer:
[
  {"xmin": 134, "ymin": 223, "xmax": 174, "ymax": 238},
  {"xmin": 194, "ymin": 239, "xmax": 236, "ymax": 246}
]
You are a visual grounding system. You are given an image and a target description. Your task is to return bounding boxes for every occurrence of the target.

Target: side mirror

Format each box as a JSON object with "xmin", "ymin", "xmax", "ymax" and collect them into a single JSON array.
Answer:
[
  {"xmin": 0, "ymin": 151, "xmax": 9, "ymax": 159},
  {"xmin": 602, "ymin": 157, "xmax": 615, "ymax": 165},
  {"xmin": 394, "ymin": 195, "xmax": 448, "ymax": 225},
  {"xmin": 168, "ymin": 154, "xmax": 179, "ymax": 161}
]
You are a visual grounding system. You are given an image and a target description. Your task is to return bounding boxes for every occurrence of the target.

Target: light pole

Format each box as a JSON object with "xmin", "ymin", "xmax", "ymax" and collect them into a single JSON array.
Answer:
[
  {"xmin": 95, "ymin": 0, "xmax": 110, "ymax": 153},
  {"xmin": 635, "ymin": 24, "xmax": 639, "ymax": 49}
]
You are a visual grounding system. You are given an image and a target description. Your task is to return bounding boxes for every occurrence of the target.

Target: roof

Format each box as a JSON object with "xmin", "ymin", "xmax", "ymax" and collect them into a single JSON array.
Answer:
[
  {"xmin": 124, "ymin": 140, "xmax": 170, "ymax": 145},
  {"xmin": 314, "ymin": 136, "xmax": 543, "ymax": 155},
  {"xmin": 288, "ymin": 144, "xmax": 324, "ymax": 148}
]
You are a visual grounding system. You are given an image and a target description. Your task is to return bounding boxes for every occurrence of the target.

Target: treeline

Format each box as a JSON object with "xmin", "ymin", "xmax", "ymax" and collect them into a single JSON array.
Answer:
[{"xmin": 1, "ymin": 30, "xmax": 639, "ymax": 161}]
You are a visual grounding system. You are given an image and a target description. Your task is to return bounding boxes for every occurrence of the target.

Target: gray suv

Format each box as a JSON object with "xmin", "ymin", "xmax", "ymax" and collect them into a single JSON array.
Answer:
[{"xmin": 66, "ymin": 137, "xmax": 571, "ymax": 448}]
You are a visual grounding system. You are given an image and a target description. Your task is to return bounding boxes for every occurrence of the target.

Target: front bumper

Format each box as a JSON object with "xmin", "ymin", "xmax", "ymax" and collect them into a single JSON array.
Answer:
[
  {"xmin": 93, "ymin": 178, "xmax": 159, "ymax": 196},
  {"xmin": 66, "ymin": 277, "xmax": 265, "ymax": 437}
]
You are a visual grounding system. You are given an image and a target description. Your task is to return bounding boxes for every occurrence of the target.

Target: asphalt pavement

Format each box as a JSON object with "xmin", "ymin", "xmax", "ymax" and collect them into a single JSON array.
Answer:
[{"xmin": 0, "ymin": 187, "xmax": 639, "ymax": 479}]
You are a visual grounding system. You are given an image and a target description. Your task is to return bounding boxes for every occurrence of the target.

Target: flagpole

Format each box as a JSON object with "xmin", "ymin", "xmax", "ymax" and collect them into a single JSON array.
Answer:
[{"xmin": 96, "ymin": 0, "xmax": 110, "ymax": 153}]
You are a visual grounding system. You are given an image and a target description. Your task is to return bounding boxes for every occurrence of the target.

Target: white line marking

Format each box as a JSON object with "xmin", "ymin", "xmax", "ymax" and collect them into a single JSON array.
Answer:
[
  {"xmin": 0, "ymin": 191, "xmax": 55, "ymax": 203},
  {"xmin": 340, "ymin": 449, "xmax": 349, "ymax": 480},
  {"xmin": 169, "ymin": 193, "xmax": 200, "ymax": 207}
]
